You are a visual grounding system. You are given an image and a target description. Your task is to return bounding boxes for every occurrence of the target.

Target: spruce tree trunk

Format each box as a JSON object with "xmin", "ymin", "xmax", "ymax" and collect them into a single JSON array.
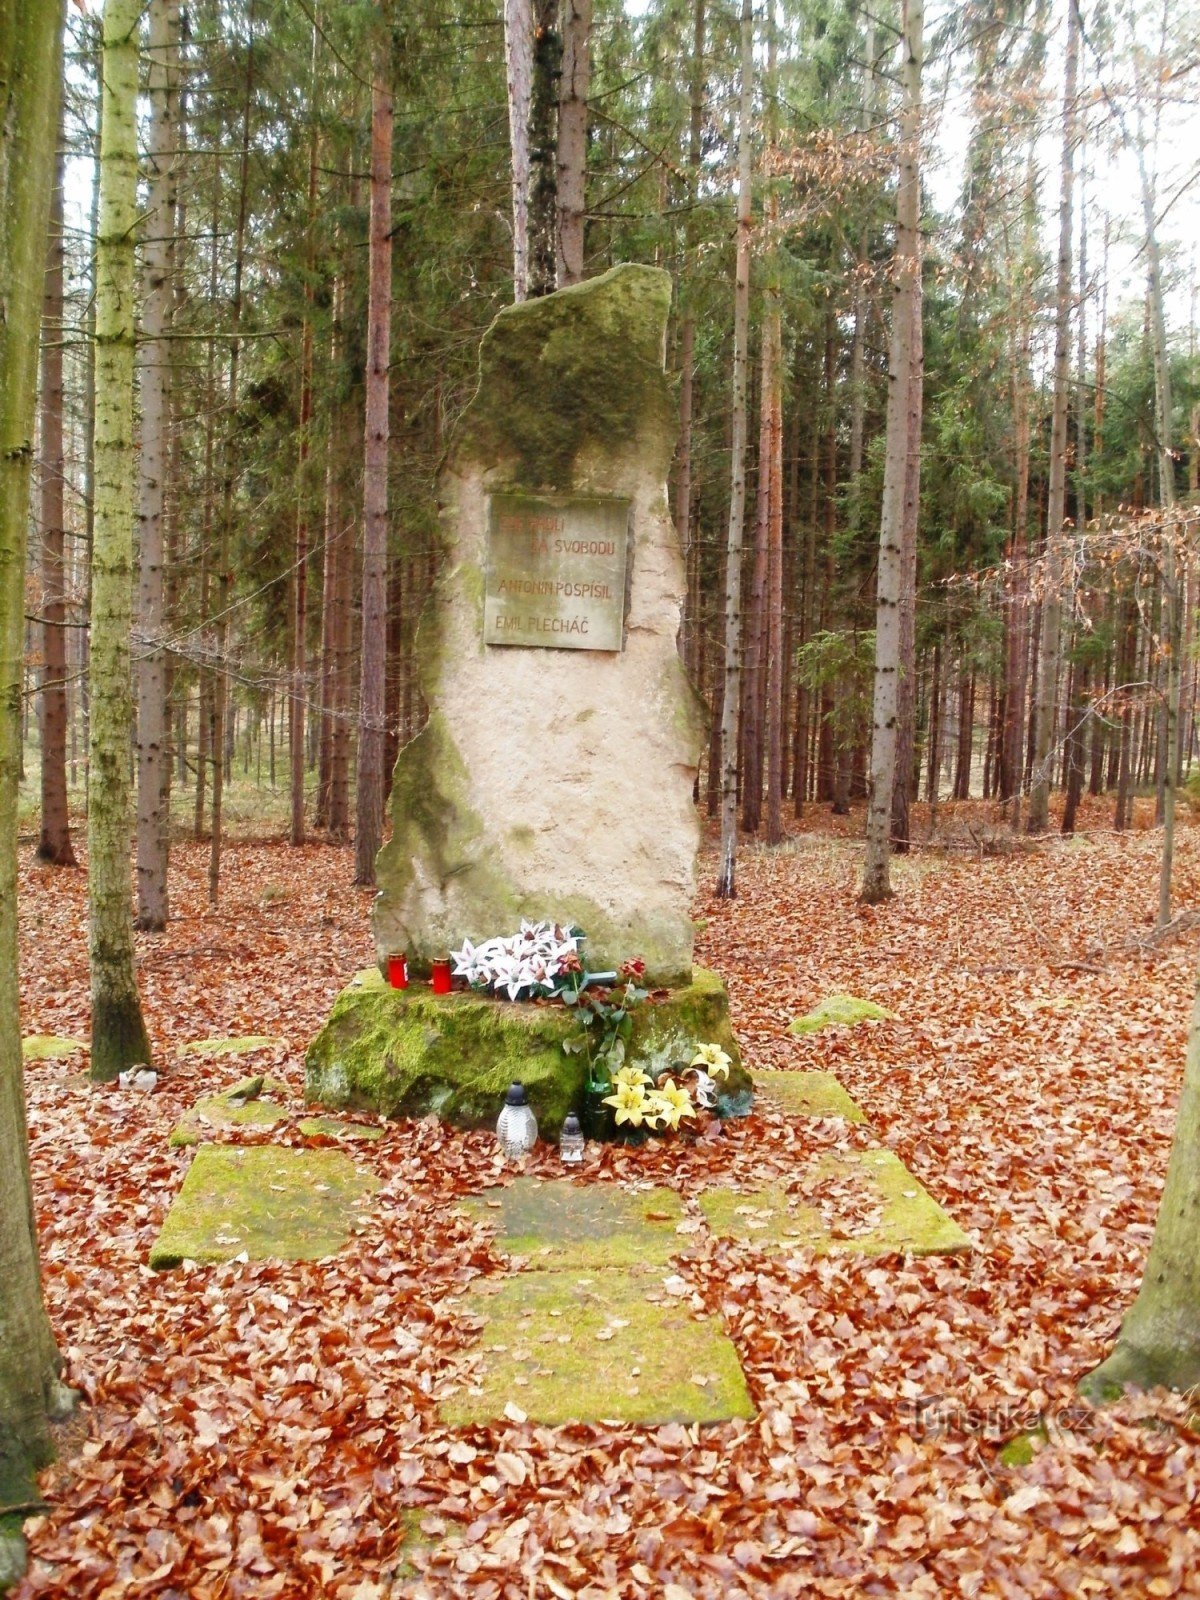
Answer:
[
  {"xmin": 715, "ymin": 0, "xmax": 753, "ymax": 899},
  {"xmin": 135, "ymin": 0, "xmax": 179, "ymax": 930},
  {"xmin": 862, "ymin": 0, "xmax": 922, "ymax": 904},
  {"xmin": 209, "ymin": 19, "xmax": 254, "ymax": 905},
  {"xmin": 1027, "ymin": 0, "xmax": 1078, "ymax": 833},
  {"xmin": 1080, "ymin": 963, "xmax": 1200, "ymax": 1397},
  {"xmin": 555, "ymin": 0, "xmax": 589, "ymax": 286},
  {"xmin": 356, "ymin": 0, "xmax": 394, "ymax": 886},
  {"xmin": 527, "ymin": 0, "xmax": 560, "ymax": 297},
  {"xmin": 291, "ymin": 28, "xmax": 319, "ymax": 849},
  {"xmin": 37, "ymin": 101, "xmax": 76, "ymax": 868},
  {"xmin": 504, "ymin": 0, "xmax": 534, "ymax": 299},
  {"xmin": 0, "ymin": 0, "xmax": 70, "ymax": 1522},
  {"xmin": 891, "ymin": 283, "xmax": 923, "ymax": 852},
  {"xmin": 88, "ymin": 0, "xmax": 153, "ymax": 1082}
]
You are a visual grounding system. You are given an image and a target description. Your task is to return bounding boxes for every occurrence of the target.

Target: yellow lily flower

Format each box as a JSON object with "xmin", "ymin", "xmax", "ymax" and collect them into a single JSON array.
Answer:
[
  {"xmin": 690, "ymin": 1042, "xmax": 732, "ymax": 1081},
  {"xmin": 603, "ymin": 1080, "xmax": 657, "ymax": 1127},
  {"xmin": 613, "ymin": 1063, "xmax": 651, "ymax": 1090},
  {"xmin": 649, "ymin": 1081, "xmax": 694, "ymax": 1131}
]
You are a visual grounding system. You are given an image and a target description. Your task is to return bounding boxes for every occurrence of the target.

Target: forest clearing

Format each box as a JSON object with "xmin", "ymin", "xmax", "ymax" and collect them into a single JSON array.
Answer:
[
  {"xmin": 5, "ymin": 0, "xmax": 1200, "ymax": 1595},
  {"xmin": 12, "ymin": 809, "xmax": 1200, "ymax": 1596}
]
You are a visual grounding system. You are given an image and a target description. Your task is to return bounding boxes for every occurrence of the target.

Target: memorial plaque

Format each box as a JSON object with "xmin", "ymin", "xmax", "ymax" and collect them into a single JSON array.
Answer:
[{"xmin": 484, "ymin": 493, "xmax": 629, "ymax": 652}]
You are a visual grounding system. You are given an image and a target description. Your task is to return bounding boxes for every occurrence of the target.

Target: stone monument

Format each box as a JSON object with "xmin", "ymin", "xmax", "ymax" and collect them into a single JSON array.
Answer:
[{"xmin": 306, "ymin": 265, "xmax": 752, "ymax": 1129}]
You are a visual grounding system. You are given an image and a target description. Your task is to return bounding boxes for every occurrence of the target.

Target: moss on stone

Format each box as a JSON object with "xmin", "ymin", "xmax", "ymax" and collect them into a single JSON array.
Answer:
[
  {"xmin": 169, "ymin": 1076, "xmax": 290, "ymax": 1147},
  {"xmin": 149, "ymin": 1145, "xmax": 377, "ymax": 1269},
  {"xmin": 20, "ymin": 1035, "xmax": 85, "ymax": 1061},
  {"xmin": 454, "ymin": 265, "xmax": 675, "ymax": 491},
  {"xmin": 439, "ymin": 1266, "xmax": 754, "ymax": 1427},
  {"xmin": 178, "ymin": 1036, "xmax": 281, "ymax": 1057},
  {"xmin": 305, "ymin": 967, "xmax": 751, "ymax": 1134},
  {"xmin": 698, "ymin": 1149, "xmax": 969, "ymax": 1258},
  {"xmin": 0, "ymin": 1515, "xmax": 27, "ymax": 1593},
  {"xmin": 788, "ymin": 995, "xmax": 895, "ymax": 1036},
  {"xmin": 460, "ymin": 1178, "xmax": 685, "ymax": 1268},
  {"xmin": 297, "ymin": 1116, "xmax": 385, "ymax": 1143},
  {"xmin": 754, "ymin": 1070, "xmax": 867, "ymax": 1123}
]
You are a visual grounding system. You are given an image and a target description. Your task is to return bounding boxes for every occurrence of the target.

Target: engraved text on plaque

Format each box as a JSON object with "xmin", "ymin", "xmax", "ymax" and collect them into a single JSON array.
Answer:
[{"xmin": 483, "ymin": 493, "xmax": 629, "ymax": 651}]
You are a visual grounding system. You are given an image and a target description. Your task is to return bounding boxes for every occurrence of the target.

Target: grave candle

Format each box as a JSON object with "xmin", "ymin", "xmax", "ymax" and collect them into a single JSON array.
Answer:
[
  {"xmin": 387, "ymin": 953, "xmax": 408, "ymax": 990},
  {"xmin": 431, "ymin": 958, "xmax": 453, "ymax": 995}
]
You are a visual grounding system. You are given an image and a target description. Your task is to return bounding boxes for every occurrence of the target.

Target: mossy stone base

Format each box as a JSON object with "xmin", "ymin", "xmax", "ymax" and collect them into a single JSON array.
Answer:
[
  {"xmin": 460, "ymin": 1178, "xmax": 686, "ymax": 1269},
  {"xmin": 754, "ymin": 1070, "xmax": 867, "ymax": 1123},
  {"xmin": 440, "ymin": 1267, "xmax": 753, "ymax": 1427},
  {"xmin": 149, "ymin": 1146, "xmax": 377, "ymax": 1269},
  {"xmin": 788, "ymin": 995, "xmax": 894, "ymax": 1036},
  {"xmin": 305, "ymin": 965, "xmax": 751, "ymax": 1136},
  {"xmin": 699, "ymin": 1150, "xmax": 969, "ymax": 1258}
]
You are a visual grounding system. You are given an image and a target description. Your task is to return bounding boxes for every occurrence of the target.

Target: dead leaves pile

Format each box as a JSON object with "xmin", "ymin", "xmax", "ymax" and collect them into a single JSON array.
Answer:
[{"xmin": 14, "ymin": 810, "xmax": 1200, "ymax": 1598}]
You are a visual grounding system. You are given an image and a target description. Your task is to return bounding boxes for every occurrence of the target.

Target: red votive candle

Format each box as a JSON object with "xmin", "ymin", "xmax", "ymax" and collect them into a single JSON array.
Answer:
[
  {"xmin": 387, "ymin": 953, "xmax": 409, "ymax": 989},
  {"xmin": 431, "ymin": 958, "xmax": 453, "ymax": 995}
]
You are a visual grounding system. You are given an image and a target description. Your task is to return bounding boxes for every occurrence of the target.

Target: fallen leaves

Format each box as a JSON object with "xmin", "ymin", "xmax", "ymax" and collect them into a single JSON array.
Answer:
[{"xmin": 12, "ymin": 814, "xmax": 1200, "ymax": 1596}]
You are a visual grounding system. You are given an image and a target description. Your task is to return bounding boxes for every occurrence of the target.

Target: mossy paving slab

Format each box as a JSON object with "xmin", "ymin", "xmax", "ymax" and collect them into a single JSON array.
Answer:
[
  {"xmin": 178, "ymin": 1036, "xmax": 282, "ymax": 1057},
  {"xmin": 699, "ymin": 1149, "xmax": 969, "ymax": 1257},
  {"xmin": 440, "ymin": 1267, "xmax": 753, "ymax": 1427},
  {"xmin": 788, "ymin": 995, "xmax": 895, "ymax": 1036},
  {"xmin": 460, "ymin": 1178, "xmax": 686, "ymax": 1269},
  {"xmin": 754, "ymin": 1070, "xmax": 866, "ymax": 1123},
  {"xmin": 169, "ymin": 1076, "xmax": 290, "ymax": 1147},
  {"xmin": 21, "ymin": 1035, "xmax": 86, "ymax": 1061},
  {"xmin": 298, "ymin": 1115, "xmax": 385, "ymax": 1142},
  {"xmin": 150, "ymin": 1145, "xmax": 378, "ymax": 1269}
]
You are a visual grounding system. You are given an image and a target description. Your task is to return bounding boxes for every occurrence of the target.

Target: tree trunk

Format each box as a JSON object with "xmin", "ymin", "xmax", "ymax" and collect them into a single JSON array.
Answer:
[
  {"xmin": 762, "ymin": 0, "xmax": 784, "ymax": 846},
  {"xmin": 0, "ymin": 0, "xmax": 70, "ymax": 1518},
  {"xmin": 891, "ymin": 279, "xmax": 923, "ymax": 852},
  {"xmin": 89, "ymin": 0, "xmax": 153, "ymax": 1081},
  {"xmin": 1027, "ymin": 0, "xmax": 1078, "ymax": 833},
  {"xmin": 862, "ymin": 0, "xmax": 922, "ymax": 904},
  {"xmin": 504, "ymin": 0, "xmax": 534, "ymax": 299},
  {"xmin": 36, "ymin": 96, "xmax": 76, "ymax": 867},
  {"xmin": 555, "ymin": 0, "xmax": 590, "ymax": 287},
  {"xmin": 356, "ymin": 1, "xmax": 393, "ymax": 886},
  {"xmin": 291, "ymin": 26, "xmax": 319, "ymax": 848},
  {"xmin": 1080, "ymin": 963, "xmax": 1200, "ymax": 1397},
  {"xmin": 527, "ymin": 0, "xmax": 560, "ymax": 297},
  {"xmin": 135, "ymin": 0, "xmax": 179, "ymax": 929},
  {"xmin": 715, "ymin": 0, "xmax": 753, "ymax": 899},
  {"xmin": 741, "ymin": 357, "xmax": 770, "ymax": 835}
]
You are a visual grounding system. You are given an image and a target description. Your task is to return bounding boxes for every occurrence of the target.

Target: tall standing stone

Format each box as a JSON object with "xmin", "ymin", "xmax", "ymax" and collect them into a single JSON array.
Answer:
[{"xmin": 374, "ymin": 264, "xmax": 704, "ymax": 982}]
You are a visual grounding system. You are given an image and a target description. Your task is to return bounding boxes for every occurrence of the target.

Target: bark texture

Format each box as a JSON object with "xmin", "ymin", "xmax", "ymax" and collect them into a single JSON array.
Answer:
[
  {"xmin": 355, "ymin": 1, "xmax": 394, "ymax": 886},
  {"xmin": 715, "ymin": 0, "xmax": 753, "ymax": 900},
  {"xmin": 555, "ymin": 0, "xmax": 590, "ymax": 287},
  {"xmin": 1080, "ymin": 964, "xmax": 1200, "ymax": 1397},
  {"xmin": 37, "ymin": 103, "xmax": 76, "ymax": 868},
  {"xmin": 862, "ymin": 0, "xmax": 922, "ymax": 903},
  {"xmin": 135, "ymin": 0, "xmax": 179, "ymax": 929},
  {"xmin": 0, "ymin": 0, "xmax": 68, "ymax": 1510},
  {"xmin": 1027, "ymin": 0, "xmax": 1078, "ymax": 834},
  {"xmin": 89, "ymin": 0, "xmax": 153, "ymax": 1081}
]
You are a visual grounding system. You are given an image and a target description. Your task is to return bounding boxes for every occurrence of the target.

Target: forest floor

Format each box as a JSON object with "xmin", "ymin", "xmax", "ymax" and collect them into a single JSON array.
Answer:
[{"xmin": 13, "ymin": 797, "xmax": 1200, "ymax": 1598}]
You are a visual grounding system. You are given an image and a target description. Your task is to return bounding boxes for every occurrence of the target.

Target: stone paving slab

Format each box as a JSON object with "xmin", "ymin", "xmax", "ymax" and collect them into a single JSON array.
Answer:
[
  {"xmin": 169, "ymin": 1076, "xmax": 290, "ymax": 1147},
  {"xmin": 699, "ymin": 1148, "xmax": 969, "ymax": 1257},
  {"xmin": 754, "ymin": 1069, "xmax": 867, "ymax": 1123},
  {"xmin": 178, "ymin": 1036, "xmax": 282, "ymax": 1057},
  {"xmin": 150, "ymin": 1145, "xmax": 377, "ymax": 1269},
  {"xmin": 459, "ymin": 1178, "xmax": 686, "ymax": 1269},
  {"xmin": 439, "ymin": 1266, "xmax": 754, "ymax": 1427},
  {"xmin": 297, "ymin": 1115, "xmax": 386, "ymax": 1142}
]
